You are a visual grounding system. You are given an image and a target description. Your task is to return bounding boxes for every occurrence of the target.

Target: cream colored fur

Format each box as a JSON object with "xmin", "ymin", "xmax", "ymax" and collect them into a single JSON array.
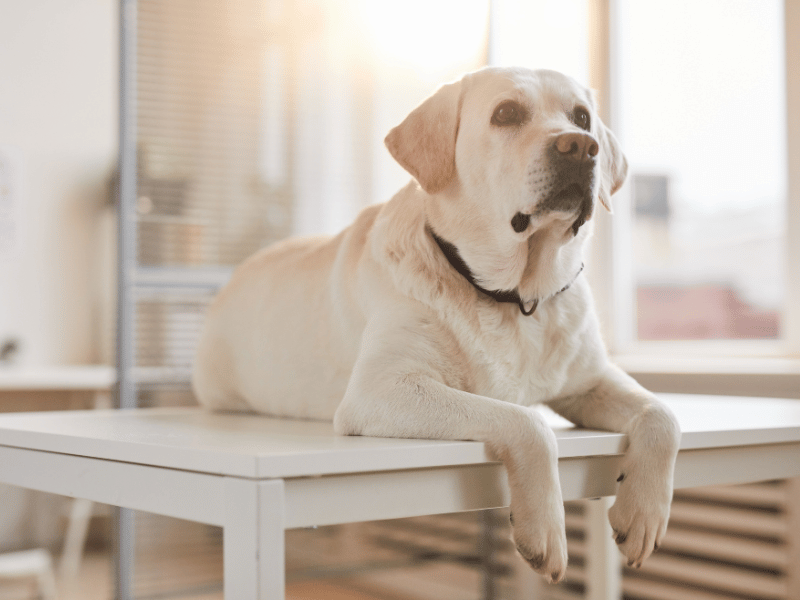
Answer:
[{"xmin": 192, "ymin": 67, "xmax": 681, "ymax": 582}]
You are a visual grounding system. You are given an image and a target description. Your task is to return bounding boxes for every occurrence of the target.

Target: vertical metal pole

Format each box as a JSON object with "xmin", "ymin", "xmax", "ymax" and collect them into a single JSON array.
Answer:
[
  {"xmin": 479, "ymin": 510, "xmax": 498, "ymax": 600},
  {"xmin": 115, "ymin": 0, "xmax": 138, "ymax": 598},
  {"xmin": 117, "ymin": 0, "xmax": 137, "ymax": 410}
]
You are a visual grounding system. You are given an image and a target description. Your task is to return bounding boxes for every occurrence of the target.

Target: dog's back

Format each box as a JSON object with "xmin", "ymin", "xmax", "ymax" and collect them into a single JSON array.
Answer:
[{"xmin": 192, "ymin": 204, "xmax": 381, "ymax": 419}]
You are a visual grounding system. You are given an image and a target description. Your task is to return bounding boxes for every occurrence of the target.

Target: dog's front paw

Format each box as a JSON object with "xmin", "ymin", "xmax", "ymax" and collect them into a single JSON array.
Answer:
[
  {"xmin": 608, "ymin": 468, "xmax": 671, "ymax": 568},
  {"xmin": 511, "ymin": 503, "xmax": 569, "ymax": 583}
]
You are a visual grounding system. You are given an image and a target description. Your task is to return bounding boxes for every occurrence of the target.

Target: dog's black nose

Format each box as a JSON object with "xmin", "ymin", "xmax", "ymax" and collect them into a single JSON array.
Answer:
[{"xmin": 554, "ymin": 132, "xmax": 599, "ymax": 163}]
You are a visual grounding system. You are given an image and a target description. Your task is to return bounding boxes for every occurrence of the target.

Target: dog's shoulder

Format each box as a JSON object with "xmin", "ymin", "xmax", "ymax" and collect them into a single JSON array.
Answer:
[{"xmin": 366, "ymin": 183, "xmax": 471, "ymax": 311}]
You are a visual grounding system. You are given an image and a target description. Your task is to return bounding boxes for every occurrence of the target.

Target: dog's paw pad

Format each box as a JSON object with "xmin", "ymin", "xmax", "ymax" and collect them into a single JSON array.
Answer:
[{"xmin": 522, "ymin": 551, "xmax": 545, "ymax": 571}]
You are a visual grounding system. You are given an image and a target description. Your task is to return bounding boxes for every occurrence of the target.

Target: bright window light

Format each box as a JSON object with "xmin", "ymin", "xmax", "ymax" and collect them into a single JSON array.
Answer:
[
  {"xmin": 489, "ymin": 0, "xmax": 589, "ymax": 87},
  {"xmin": 617, "ymin": 0, "xmax": 786, "ymax": 342},
  {"xmin": 359, "ymin": 0, "xmax": 489, "ymax": 78}
]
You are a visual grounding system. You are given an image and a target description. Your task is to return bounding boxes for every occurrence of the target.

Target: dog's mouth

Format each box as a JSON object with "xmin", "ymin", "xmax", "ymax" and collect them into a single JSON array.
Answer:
[
  {"xmin": 514, "ymin": 181, "xmax": 595, "ymax": 237},
  {"xmin": 537, "ymin": 183, "xmax": 586, "ymax": 214},
  {"xmin": 536, "ymin": 182, "xmax": 594, "ymax": 236},
  {"xmin": 556, "ymin": 182, "xmax": 585, "ymax": 202}
]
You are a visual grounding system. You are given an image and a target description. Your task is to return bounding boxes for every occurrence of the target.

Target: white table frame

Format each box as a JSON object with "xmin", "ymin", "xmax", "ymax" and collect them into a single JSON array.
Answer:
[
  {"xmin": 0, "ymin": 394, "xmax": 799, "ymax": 599},
  {"xmin": 0, "ymin": 365, "xmax": 116, "ymax": 594}
]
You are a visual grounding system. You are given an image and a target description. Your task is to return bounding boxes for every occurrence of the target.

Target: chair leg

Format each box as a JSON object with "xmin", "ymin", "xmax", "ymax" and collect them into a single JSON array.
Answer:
[
  {"xmin": 37, "ymin": 551, "xmax": 59, "ymax": 600},
  {"xmin": 59, "ymin": 498, "xmax": 94, "ymax": 583}
]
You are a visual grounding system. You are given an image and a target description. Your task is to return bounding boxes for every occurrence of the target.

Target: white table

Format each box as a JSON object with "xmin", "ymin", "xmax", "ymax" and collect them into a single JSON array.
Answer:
[
  {"xmin": 0, "ymin": 393, "xmax": 798, "ymax": 600},
  {"xmin": 0, "ymin": 365, "xmax": 116, "ymax": 596},
  {"xmin": 0, "ymin": 365, "xmax": 116, "ymax": 393}
]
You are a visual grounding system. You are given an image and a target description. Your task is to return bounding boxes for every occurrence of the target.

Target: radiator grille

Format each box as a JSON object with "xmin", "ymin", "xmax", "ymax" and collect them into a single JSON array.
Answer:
[{"xmin": 539, "ymin": 481, "xmax": 792, "ymax": 600}]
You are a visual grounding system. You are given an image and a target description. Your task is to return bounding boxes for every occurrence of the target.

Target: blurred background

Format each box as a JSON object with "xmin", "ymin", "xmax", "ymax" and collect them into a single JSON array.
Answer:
[{"xmin": 0, "ymin": 0, "xmax": 799, "ymax": 599}]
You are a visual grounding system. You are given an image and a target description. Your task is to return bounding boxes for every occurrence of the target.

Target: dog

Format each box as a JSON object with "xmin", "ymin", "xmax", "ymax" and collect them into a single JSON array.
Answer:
[{"xmin": 192, "ymin": 66, "xmax": 681, "ymax": 583}]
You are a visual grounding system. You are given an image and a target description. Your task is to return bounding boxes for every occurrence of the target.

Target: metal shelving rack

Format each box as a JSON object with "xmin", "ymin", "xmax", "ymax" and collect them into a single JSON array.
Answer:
[
  {"xmin": 115, "ymin": 2, "xmax": 138, "ymax": 596},
  {"xmin": 116, "ymin": 0, "xmax": 294, "ymax": 596}
]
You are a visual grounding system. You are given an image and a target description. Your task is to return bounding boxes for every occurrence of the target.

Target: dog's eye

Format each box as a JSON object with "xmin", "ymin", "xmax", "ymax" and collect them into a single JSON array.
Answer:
[
  {"xmin": 491, "ymin": 101, "xmax": 526, "ymax": 127},
  {"xmin": 571, "ymin": 106, "xmax": 591, "ymax": 131}
]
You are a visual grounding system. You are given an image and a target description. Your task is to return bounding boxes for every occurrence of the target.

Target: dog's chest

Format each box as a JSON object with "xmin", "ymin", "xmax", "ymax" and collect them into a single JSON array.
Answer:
[{"xmin": 451, "ymin": 302, "xmax": 581, "ymax": 406}]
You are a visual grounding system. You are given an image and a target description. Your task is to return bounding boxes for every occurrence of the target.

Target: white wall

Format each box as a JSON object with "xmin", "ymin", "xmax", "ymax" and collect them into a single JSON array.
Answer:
[{"xmin": 0, "ymin": 0, "xmax": 117, "ymax": 366}]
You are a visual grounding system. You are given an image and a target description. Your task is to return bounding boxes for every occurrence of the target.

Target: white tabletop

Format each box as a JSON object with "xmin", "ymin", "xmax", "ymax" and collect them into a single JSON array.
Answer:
[
  {"xmin": 0, "ymin": 394, "xmax": 797, "ymax": 479},
  {"xmin": 0, "ymin": 365, "xmax": 116, "ymax": 391}
]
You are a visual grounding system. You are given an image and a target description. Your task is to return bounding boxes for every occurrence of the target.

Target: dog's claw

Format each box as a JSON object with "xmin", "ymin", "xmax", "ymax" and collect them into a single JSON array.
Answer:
[
  {"xmin": 617, "ymin": 473, "xmax": 625, "ymax": 482},
  {"xmin": 523, "ymin": 552, "xmax": 546, "ymax": 570},
  {"xmin": 513, "ymin": 506, "xmax": 568, "ymax": 585},
  {"xmin": 609, "ymin": 463, "xmax": 673, "ymax": 571}
]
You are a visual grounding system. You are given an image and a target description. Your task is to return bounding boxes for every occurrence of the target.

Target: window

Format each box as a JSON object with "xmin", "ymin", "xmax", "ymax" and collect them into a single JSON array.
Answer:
[
  {"xmin": 615, "ymin": 0, "xmax": 787, "ymax": 344},
  {"xmin": 261, "ymin": 0, "xmax": 489, "ymax": 238},
  {"xmin": 565, "ymin": 0, "xmax": 800, "ymax": 362},
  {"xmin": 489, "ymin": 0, "xmax": 589, "ymax": 87}
]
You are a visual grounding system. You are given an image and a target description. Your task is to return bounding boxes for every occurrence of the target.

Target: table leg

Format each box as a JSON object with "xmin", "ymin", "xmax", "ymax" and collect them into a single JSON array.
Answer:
[
  {"xmin": 224, "ymin": 478, "xmax": 286, "ymax": 599},
  {"xmin": 585, "ymin": 497, "xmax": 622, "ymax": 600}
]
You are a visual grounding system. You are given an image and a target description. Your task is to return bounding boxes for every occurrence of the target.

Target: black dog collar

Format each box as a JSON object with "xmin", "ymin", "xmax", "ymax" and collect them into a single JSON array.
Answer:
[{"xmin": 429, "ymin": 228, "xmax": 583, "ymax": 316}]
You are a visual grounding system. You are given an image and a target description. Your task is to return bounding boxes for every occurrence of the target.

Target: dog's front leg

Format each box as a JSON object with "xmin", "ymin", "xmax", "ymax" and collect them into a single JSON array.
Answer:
[
  {"xmin": 333, "ymin": 318, "xmax": 568, "ymax": 583},
  {"xmin": 547, "ymin": 364, "xmax": 680, "ymax": 567}
]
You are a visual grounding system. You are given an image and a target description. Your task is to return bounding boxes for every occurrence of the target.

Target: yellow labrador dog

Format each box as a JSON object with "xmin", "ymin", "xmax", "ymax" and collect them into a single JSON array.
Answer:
[{"xmin": 192, "ymin": 66, "xmax": 680, "ymax": 583}]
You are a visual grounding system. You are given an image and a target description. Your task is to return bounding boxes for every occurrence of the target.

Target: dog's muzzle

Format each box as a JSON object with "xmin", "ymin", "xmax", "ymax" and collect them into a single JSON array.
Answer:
[{"xmin": 538, "ymin": 132, "xmax": 599, "ymax": 235}]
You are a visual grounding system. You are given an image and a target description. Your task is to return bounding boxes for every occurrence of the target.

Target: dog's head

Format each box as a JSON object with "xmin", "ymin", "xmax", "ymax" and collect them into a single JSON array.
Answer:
[{"xmin": 385, "ymin": 67, "xmax": 627, "ymax": 304}]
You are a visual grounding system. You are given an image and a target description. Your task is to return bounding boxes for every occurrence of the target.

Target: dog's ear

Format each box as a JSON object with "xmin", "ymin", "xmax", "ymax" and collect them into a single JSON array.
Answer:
[
  {"xmin": 596, "ymin": 122, "xmax": 628, "ymax": 213},
  {"xmin": 385, "ymin": 80, "xmax": 462, "ymax": 195}
]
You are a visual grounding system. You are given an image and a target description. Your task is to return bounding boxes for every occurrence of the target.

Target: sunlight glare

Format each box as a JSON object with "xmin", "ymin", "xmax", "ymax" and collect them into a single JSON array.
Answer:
[{"xmin": 359, "ymin": 0, "xmax": 489, "ymax": 76}]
